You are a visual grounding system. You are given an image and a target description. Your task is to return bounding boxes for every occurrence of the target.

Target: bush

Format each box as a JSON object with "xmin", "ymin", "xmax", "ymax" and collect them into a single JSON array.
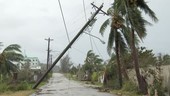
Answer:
[
  {"xmin": 103, "ymin": 79, "xmax": 120, "ymax": 89},
  {"xmin": 147, "ymin": 67, "xmax": 165, "ymax": 96},
  {"xmin": 16, "ymin": 81, "xmax": 30, "ymax": 90},
  {"xmin": 122, "ymin": 81, "xmax": 138, "ymax": 92},
  {"xmin": 91, "ymin": 72, "xmax": 98, "ymax": 82},
  {"xmin": 7, "ymin": 81, "xmax": 31, "ymax": 91},
  {"xmin": 0, "ymin": 83, "xmax": 8, "ymax": 92}
]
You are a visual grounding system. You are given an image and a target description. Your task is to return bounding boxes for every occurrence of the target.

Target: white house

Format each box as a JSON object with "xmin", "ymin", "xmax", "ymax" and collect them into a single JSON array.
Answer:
[
  {"xmin": 16, "ymin": 57, "xmax": 41, "ymax": 70},
  {"xmin": 25, "ymin": 57, "xmax": 41, "ymax": 70}
]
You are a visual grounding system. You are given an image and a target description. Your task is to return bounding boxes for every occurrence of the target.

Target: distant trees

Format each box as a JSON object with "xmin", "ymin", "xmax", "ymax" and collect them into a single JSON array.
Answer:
[
  {"xmin": 59, "ymin": 55, "xmax": 73, "ymax": 73},
  {"xmin": 157, "ymin": 53, "xmax": 170, "ymax": 65}
]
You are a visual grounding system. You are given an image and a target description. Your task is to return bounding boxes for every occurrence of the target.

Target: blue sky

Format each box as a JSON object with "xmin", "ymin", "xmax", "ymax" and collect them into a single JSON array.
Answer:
[{"xmin": 0, "ymin": 0, "xmax": 170, "ymax": 65}]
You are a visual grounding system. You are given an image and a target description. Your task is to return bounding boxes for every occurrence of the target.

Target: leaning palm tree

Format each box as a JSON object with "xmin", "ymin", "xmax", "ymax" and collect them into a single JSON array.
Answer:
[
  {"xmin": 0, "ymin": 44, "xmax": 23, "ymax": 80},
  {"xmin": 113, "ymin": 0, "xmax": 158, "ymax": 94},
  {"xmin": 100, "ymin": 7, "xmax": 130, "ymax": 88}
]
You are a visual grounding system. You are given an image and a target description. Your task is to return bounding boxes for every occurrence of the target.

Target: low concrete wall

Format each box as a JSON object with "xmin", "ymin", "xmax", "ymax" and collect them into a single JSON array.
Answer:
[{"xmin": 128, "ymin": 65, "xmax": 170, "ymax": 86}]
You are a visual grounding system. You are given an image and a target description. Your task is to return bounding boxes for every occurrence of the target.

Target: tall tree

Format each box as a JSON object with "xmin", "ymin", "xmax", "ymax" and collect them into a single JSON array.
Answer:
[
  {"xmin": 100, "ymin": 7, "xmax": 130, "ymax": 88},
  {"xmin": 113, "ymin": 0, "xmax": 158, "ymax": 94}
]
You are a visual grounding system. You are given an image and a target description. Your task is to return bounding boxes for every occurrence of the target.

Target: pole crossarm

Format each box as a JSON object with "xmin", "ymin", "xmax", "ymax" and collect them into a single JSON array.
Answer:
[
  {"xmin": 91, "ymin": 3, "xmax": 108, "ymax": 15},
  {"xmin": 32, "ymin": 3, "xmax": 104, "ymax": 89}
]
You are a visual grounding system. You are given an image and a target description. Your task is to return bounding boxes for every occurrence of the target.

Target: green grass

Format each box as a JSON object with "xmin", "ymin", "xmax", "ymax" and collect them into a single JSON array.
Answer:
[{"xmin": 111, "ymin": 90, "xmax": 142, "ymax": 96}]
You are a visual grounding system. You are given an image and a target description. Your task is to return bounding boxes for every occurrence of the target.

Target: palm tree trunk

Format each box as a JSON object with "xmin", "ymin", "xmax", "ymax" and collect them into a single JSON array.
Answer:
[
  {"xmin": 131, "ymin": 30, "xmax": 147, "ymax": 94},
  {"xmin": 115, "ymin": 32, "xmax": 123, "ymax": 88}
]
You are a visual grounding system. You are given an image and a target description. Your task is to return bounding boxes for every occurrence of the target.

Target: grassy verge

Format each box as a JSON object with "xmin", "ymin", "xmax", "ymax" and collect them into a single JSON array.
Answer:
[
  {"xmin": 0, "ymin": 73, "xmax": 52, "ymax": 96},
  {"xmin": 0, "ymin": 90, "xmax": 34, "ymax": 96},
  {"xmin": 0, "ymin": 81, "xmax": 47, "ymax": 96},
  {"xmin": 111, "ymin": 90, "xmax": 142, "ymax": 96}
]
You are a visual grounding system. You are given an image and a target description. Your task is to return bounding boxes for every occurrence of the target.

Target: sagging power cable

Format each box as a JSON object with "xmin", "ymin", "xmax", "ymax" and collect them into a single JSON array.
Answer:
[{"xmin": 58, "ymin": 0, "xmax": 70, "ymax": 43}]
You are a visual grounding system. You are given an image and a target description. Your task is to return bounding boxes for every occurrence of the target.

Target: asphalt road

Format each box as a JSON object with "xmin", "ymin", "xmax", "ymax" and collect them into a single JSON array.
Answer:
[{"xmin": 31, "ymin": 73, "xmax": 115, "ymax": 96}]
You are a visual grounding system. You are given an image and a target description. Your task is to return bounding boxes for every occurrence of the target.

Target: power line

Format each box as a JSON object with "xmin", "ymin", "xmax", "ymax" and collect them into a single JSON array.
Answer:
[
  {"xmin": 82, "ymin": 0, "xmax": 94, "ymax": 50},
  {"xmin": 82, "ymin": 0, "xmax": 87, "ymax": 21},
  {"xmin": 58, "ymin": 0, "xmax": 70, "ymax": 43},
  {"xmin": 92, "ymin": 37, "xmax": 104, "ymax": 59}
]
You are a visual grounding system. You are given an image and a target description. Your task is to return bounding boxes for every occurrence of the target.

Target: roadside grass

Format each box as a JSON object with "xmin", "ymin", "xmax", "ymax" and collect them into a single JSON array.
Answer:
[
  {"xmin": 111, "ymin": 90, "xmax": 142, "ymax": 96},
  {"xmin": 0, "ymin": 81, "xmax": 48, "ymax": 96},
  {"xmin": 0, "ymin": 73, "xmax": 52, "ymax": 96},
  {"xmin": 0, "ymin": 82, "xmax": 35, "ymax": 96},
  {"xmin": 0, "ymin": 90, "xmax": 33, "ymax": 96}
]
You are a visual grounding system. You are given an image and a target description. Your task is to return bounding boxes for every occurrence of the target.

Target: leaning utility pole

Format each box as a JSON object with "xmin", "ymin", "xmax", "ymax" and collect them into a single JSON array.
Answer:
[
  {"xmin": 33, "ymin": 3, "xmax": 103, "ymax": 89},
  {"xmin": 45, "ymin": 38, "xmax": 53, "ymax": 70}
]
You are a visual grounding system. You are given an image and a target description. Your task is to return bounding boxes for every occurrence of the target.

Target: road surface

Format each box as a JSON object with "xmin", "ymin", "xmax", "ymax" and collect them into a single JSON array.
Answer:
[{"xmin": 31, "ymin": 73, "xmax": 115, "ymax": 96}]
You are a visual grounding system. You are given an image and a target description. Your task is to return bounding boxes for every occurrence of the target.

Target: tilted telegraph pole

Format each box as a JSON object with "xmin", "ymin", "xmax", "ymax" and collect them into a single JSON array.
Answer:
[{"xmin": 32, "ymin": 3, "xmax": 104, "ymax": 89}]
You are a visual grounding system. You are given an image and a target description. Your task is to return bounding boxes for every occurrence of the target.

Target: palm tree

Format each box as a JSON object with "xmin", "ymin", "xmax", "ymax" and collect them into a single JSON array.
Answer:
[
  {"xmin": 83, "ymin": 50, "xmax": 103, "ymax": 80},
  {"xmin": 100, "ymin": 7, "xmax": 130, "ymax": 88},
  {"xmin": 0, "ymin": 44, "xmax": 23, "ymax": 80},
  {"xmin": 113, "ymin": 0, "xmax": 158, "ymax": 94}
]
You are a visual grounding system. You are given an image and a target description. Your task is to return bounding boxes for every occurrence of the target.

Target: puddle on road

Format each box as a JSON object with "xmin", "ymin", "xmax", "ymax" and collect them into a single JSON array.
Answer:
[{"xmin": 47, "ymin": 89, "xmax": 56, "ymax": 91}]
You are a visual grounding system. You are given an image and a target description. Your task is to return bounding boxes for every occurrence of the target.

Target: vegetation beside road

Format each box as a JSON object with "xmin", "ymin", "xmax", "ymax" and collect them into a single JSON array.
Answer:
[
  {"xmin": 61, "ymin": 48, "xmax": 170, "ymax": 96},
  {"xmin": 0, "ymin": 90, "xmax": 33, "ymax": 96},
  {"xmin": 0, "ymin": 43, "xmax": 52, "ymax": 95}
]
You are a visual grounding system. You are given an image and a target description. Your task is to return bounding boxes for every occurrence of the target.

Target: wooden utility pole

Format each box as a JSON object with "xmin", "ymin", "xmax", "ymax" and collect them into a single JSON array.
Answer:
[
  {"xmin": 33, "ymin": 3, "xmax": 103, "ymax": 89},
  {"xmin": 45, "ymin": 38, "xmax": 53, "ymax": 70}
]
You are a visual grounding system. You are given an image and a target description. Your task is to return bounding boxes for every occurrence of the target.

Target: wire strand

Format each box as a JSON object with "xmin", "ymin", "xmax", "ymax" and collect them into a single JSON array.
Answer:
[
  {"xmin": 92, "ymin": 38, "xmax": 104, "ymax": 59},
  {"xmin": 82, "ymin": 0, "xmax": 94, "ymax": 50},
  {"xmin": 58, "ymin": 0, "xmax": 70, "ymax": 43},
  {"xmin": 83, "ymin": 0, "xmax": 87, "ymax": 21}
]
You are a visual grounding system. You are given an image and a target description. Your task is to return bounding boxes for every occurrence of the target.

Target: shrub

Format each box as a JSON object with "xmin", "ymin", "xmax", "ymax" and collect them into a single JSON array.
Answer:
[
  {"xmin": 122, "ymin": 81, "xmax": 138, "ymax": 92},
  {"xmin": 91, "ymin": 72, "xmax": 98, "ymax": 82},
  {"xmin": 147, "ymin": 67, "xmax": 165, "ymax": 96},
  {"xmin": 16, "ymin": 81, "xmax": 30, "ymax": 90},
  {"xmin": 103, "ymin": 79, "xmax": 120, "ymax": 89},
  {"xmin": 7, "ymin": 81, "xmax": 30, "ymax": 91},
  {"xmin": 0, "ymin": 83, "xmax": 8, "ymax": 92}
]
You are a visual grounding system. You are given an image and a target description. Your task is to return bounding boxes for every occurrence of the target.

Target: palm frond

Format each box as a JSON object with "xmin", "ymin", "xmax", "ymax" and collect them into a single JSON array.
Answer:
[
  {"xmin": 3, "ymin": 44, "xmax": 22, "ymax": 53},
  {"xmin": 107, "ymin": 28, "xmax": 116, "ymax": 55},
  {"xmin": 4, "ymin": 52, "xmax": 24, "ymax": 61},
  {"xmin": 128, "ymin": 8, "xmax": 147, "ymax": 40},
  {"xmin": 121, "ymin": 25, "xmax": 131, "ymax": 48},
  {"xmin": 117, "ymin": 32, "xmax": 128, "ymax": 54},
  {"xmin": 143, "ymin": 19, "xmax": 152, "ymax": 26},
  {"xmin": 6, "ymin": 60, "xmax": 19, "ymax": 73},
  {"xmin": 99, "ymin": 18, "xmax": 111, "ymax": 36},
  {"xmin": 113, "ymin": 0, "xmax": 126, "ymax": 15},
  {"xmin": 137, "ymin": 0, "xmax": 158, "ymax": 22}
]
